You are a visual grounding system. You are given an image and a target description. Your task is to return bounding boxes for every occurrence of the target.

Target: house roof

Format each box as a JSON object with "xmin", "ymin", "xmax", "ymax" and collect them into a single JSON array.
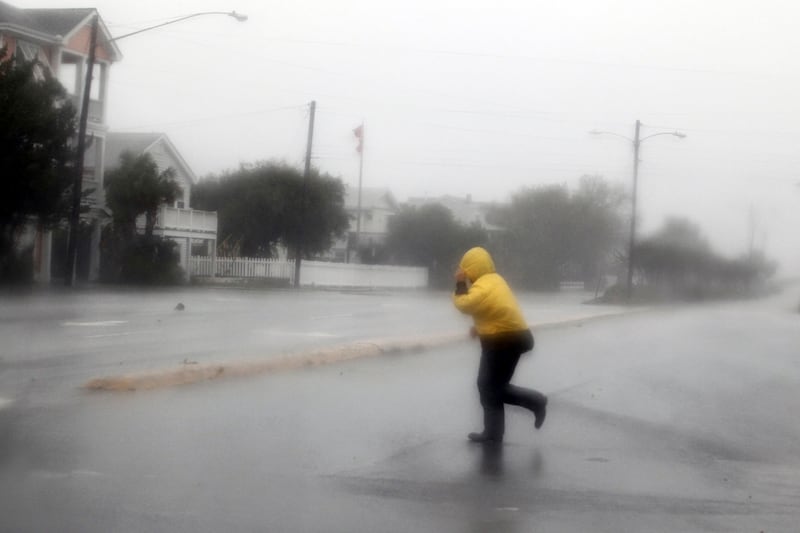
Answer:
[
  {"xmin": 22, "ymin": 8, "xmax": 94, "ymax": 37},
  {"xmin": 1, "ymin": 2, "xmax": 51, "ymax": 43},
  {"xmin": 0, "ymin": 1, "xmax": 121, "ymax": 59},
  {"xmin": 407, "ymin": 194, "xmax": 504, "ymax": 232},
  {"xmin": 105, "ymin": 132, "xmax": 161, "ymax": 168},
  {"xmin": 105, "ymin": 132, "xmax": 198, "ymax": 185},
  {"xmin": 0, "ymin": 2, "xmax": 89, "ymax": 40}
]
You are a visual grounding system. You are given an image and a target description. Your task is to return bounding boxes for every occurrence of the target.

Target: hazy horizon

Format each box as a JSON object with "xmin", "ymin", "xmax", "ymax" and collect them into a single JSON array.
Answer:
[{"xmin": 18, "ymin": 0, "xmax": 800, "ymax": 273}]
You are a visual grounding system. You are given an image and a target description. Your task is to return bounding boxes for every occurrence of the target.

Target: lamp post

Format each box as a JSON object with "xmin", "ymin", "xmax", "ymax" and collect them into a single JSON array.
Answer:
[
  {"xmin": 65, "ymin": 11, "xmax": 247, "ymax": 286},
  {"xmin": 590, "ymin": 120, "xmax": 686, "ymax": 301}
]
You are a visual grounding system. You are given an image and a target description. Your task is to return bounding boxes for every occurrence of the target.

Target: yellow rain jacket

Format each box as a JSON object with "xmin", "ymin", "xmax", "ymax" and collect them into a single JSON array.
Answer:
[{"xmin": 452, "ymin": 247, "xmax": 528, "ymax": 336}]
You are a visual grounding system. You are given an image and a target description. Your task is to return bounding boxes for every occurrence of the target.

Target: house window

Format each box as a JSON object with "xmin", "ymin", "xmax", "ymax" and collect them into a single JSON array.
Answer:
[
  {"xmin": 57, "ymin": 58, "xmax": 79, "ymax": 95},
  {"xmin": 16, "ymin": 40, "xmax": 47, "ymax": 80},
  {"xmin": 89, "ymin": 62, "xmax": 101, "ymax": 100},
  {"xmin": 16, "ymin": 40, "xmax": 38, "ymax": 61},
  {"xmin": 175, "ymin": 188, "xmax": 185, "ymax": 209}
]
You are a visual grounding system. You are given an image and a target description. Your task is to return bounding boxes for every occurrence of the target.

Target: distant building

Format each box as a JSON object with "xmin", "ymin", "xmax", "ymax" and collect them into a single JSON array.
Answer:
[
  {"xmin": 406, "ymin": 194, "xmax": 504, "ymax": 238},
  {"xmin": 326, "ymin": 186, "xmax": 398, "ymax": 262}
]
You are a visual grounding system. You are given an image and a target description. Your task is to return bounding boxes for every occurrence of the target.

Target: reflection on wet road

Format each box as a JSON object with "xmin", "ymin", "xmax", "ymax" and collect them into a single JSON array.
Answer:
[{"xmin": 1, "ymin": 287, "xmax": 799, "ymax": 531}]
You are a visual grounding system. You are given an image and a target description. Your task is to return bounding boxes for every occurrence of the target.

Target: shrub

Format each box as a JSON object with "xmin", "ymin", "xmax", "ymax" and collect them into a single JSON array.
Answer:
[
  {"xmin": 102, "ymin": 234, "xmax": 184, "ymax": 285},
  {"xmin": 0, "ymin": 245, "xmax": 33, "ymax": 284}
]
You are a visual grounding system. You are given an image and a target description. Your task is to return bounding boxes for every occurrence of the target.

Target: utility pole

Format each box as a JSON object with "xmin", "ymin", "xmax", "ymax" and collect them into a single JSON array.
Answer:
[
  {"xmin": 64, "ymin": 12, "xmax": 98, "ymax": 286},
  {"xmin": 355, "ymin": 122, "xmax": 364, "ymax": 262},
  {"xmin": 747, "ymin": 204, "xmax": 757, "ymax": 258},
  {"xmin": 626, "ymin": 119, "xmax": 641, "ymax": 301},
  {"xmin": 590, "ymin": 120, "xmax": 684, "ymax": 301},
  {"xmin": 294, "ymin": 100, "xmax": 316, "ymax": 287}
]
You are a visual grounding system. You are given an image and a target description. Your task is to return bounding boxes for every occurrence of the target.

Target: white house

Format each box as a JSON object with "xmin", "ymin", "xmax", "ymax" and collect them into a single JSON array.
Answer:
[{"xmin": 104, "ymin": 132, "xmax": 218, "ymax": 279}]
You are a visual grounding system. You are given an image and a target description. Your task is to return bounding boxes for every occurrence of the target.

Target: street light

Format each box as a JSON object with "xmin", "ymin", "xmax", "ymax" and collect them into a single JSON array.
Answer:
[
  {"xmin": 65, "ymin": 10, "xmax": 247, "ymax": 286},
  {"xmin": 109, "ymin": 12, "xmax": 248, "ymax": 41},
  {"xmin": 590, "ymin": 120, "xmax": 686, "ymax": 301}
]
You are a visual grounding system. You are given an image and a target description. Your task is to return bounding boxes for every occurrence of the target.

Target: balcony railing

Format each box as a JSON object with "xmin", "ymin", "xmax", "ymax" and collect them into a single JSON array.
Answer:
[
  {"xmin": 136, "ymin": 206, "xmax": 218, "ymax": 236},
  {"xmin": 77, "ymin": 165, "xmax": 102, "ymax": 209},
  {"xmin": 69, "ymin": 96, "xmax": 104, "ymax": 124}
]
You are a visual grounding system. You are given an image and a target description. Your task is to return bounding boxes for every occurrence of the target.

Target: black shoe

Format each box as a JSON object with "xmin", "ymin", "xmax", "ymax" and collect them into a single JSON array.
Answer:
[
  {"xmin": 534, "ymin": 396, "xmax": 548, "ymax": 429},
  {"xmin": 468, "ymin": 432, "xmax": 502, "ymax": 443}
]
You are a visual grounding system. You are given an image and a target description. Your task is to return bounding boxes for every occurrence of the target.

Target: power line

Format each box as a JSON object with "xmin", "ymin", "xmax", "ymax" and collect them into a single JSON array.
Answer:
[
  {"xmin": 311, "ymin": 154, "xmax": 629, "ymax": 174},
  {"xmin": 261, "ymin": 36, "xmax": 736, "ymax": 76},
  {"xmin": 114, "ymin": 104, "xmax": 306, "ymax": 130},
  {"xmin": 645, "ymin": 122, "xmax": 800, "ymax": 137}
]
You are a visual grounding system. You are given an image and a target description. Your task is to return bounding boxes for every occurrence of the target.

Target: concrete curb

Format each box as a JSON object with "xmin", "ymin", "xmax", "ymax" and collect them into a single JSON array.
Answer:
[
  {"xmin": 83, "ymin": 333, "xmax": 467, "ymax": 392},
  {"xmin": 83, "ymin": 309, "xmax": 638, "ymax": 393}
]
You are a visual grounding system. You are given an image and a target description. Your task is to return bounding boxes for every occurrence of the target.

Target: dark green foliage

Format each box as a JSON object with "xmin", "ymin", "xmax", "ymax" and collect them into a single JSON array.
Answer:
[
  {"xmin": 0, "ymin": 48, "xmax": 77, "ymax": 281},
  {"xmin": 569, "ymin": 176, "xmax": 628, "ymax": 284},
  {"xmin": 104, "ymin": 152, "xmax": 180, "ymax": 239},
  {"xmin": 102, "ymin": 234, "xmax": 183, "ymax": 285},
  {"xmin": 102, "ymin": 152, "xmax": 182, "ymax": 284},
  {"xmin": 0, "ymin": 245, "xmax": 33, "ymax": 284},
  {"xmin": 192, "ymin": 162, "xmax": 349, "ymax": 258},
  {"xmin": 491, "ymin": 185, "xmax": 572, "ymax": 289},
  {"xmin": 50, "ymin": 223, "xmax": 93, "ymax": 281},
  {"xmin": 490, "ymin": 176, "xmax": 626, "ymax": 289},
  {"xmin": 630, "ymin": 217, "xmax": 776, "ymax": 300},
  {"xmin": 384, "ymin": 203, "xmax": 488, "ymax": 287}
]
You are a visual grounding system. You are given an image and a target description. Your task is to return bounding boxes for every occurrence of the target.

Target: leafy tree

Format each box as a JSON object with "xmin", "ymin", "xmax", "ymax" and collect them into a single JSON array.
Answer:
[
  {"xmin": 644, "ymin": 217, "xmax": 710, "ymax": 252},
  {"xmin": 634, "ymin": 217, "xmax": 712, "ymax": 288},
  {"xmin": 276, "ymin": 166, "xmax": 350, "ymax": 258},
  {"xmin": 104, "ymin": 151, "xmax": 180, "ymax": 239},
  {"xmin": 569, "ymin": 176, "xmax": 627, "ymax": 283},
  {"xmin": 384, "ymin": 203, "xmax": 488, "ymax": 287},
  {"xmin": 101, "ymin": 151, "xmax": 182, "ymax": 283},
  {"xmin": 113, "ymin": 234, "xmax": 183, "ymax": 285},
  {"xmin": 489, "ymin": 176, "xmax": 626, "ymax": 289},
  {"xmin": 0, "ymin": 48, "xmax": 76, "ymax": 280},
  {"xmin": 193, "ymin": 162, "xmax": 349, "ymax": 258},
  {"xmin": 192, "ymin": 170, "xmax": 274, "ymax": 256},
  {"xmin": 490, "ymin": 184, "xmax": 572, "ymax": 289},
  {"xmin": 631, "ymin": 217, "xmax": 775, "ymax": 300}
]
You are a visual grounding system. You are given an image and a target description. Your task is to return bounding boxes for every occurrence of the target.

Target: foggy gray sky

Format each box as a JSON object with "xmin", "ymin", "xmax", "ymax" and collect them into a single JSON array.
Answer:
[{"xmin": 23, "ymin": 0, "xmax": 800, "ymax": 272}]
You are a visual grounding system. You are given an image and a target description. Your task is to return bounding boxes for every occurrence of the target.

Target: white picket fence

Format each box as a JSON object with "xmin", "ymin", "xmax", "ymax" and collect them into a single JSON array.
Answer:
[
  {"xmin": 191, "ymin": 257, "xmax": 294, "ymax": 280},
  {"xmin": 189, "ymin": 256, "xmax": 428, "ymax": 289},
  {"xmin": 300, "ymin": 260, "xmax": 428, "ymax": 289}
]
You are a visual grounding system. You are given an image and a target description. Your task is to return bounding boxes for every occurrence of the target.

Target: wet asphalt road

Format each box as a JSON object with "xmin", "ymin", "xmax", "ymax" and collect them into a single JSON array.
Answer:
[
  {"xmin": 1, "ymin": 287, "xmax": 799, "ymax": 532},
  {"xmin": 0, "ymin": 287, "xmax": 625, "ymax": 400}
]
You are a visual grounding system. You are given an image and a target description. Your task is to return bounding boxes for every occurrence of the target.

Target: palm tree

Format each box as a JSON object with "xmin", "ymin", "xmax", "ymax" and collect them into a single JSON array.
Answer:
[{"xmin": 105, "ymin": 151, "xmax": 180, "ymax": 239}]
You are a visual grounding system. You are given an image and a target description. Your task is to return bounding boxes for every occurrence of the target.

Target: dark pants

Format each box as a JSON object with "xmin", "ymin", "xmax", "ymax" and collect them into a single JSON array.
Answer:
[{"xmin": 477, "ymin": 331, "xmax": 545, "ymax": 439}]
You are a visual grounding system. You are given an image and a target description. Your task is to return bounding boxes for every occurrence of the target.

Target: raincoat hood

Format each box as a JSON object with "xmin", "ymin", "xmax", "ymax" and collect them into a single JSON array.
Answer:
[
  {"xmin": 453, "ymin": 247, "xmax": 528, "ymax": 335},
  {"xmin": 459, "ymin": 247, "xmax": 496, "ymax": 282}
]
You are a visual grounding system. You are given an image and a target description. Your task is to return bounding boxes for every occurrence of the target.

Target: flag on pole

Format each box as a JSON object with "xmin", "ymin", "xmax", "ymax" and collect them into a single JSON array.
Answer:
[{"xmin": 353, "ymin": 124, "xmax": 364, "ymax": 153}]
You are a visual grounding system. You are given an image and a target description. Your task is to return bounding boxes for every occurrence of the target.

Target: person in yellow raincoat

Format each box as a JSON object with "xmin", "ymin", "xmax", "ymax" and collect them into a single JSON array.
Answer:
[{"xmin": 453, "ymin": 246, "xmax": 547, "ymax": 443}]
